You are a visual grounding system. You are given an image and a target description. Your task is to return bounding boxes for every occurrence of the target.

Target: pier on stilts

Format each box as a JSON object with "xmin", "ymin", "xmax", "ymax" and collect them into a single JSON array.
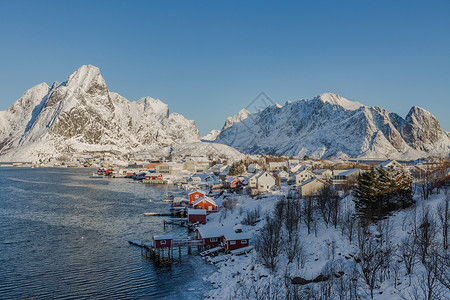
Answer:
[{"xmin": 128, "ymin": 236, "xmax": 205, "ymax": 265}]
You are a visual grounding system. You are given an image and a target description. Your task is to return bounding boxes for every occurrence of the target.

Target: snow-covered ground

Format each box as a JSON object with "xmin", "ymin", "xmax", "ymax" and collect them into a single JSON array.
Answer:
[{"xmin": 197, "ymin": 189, "xmax": 449, "ymax": 299}]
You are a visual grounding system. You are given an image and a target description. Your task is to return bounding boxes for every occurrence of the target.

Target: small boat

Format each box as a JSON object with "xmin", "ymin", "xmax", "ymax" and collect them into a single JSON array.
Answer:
[{"xmin": 149, "ymin": 199, "xmax": 152, "ymax": 203}]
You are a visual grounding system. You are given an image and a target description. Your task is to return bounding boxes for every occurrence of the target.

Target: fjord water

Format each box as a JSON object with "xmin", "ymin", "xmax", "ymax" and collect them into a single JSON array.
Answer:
[{"xmin": 0, "ymin": 167, "xmax": 213, "ymax": 299}]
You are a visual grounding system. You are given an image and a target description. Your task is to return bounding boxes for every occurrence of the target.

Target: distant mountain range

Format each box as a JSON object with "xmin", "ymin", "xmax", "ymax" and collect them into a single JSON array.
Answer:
[
  {"xmin": 1, "ymin": 66, "xmax": 448, "ymax": 162},
  {"xmin": 214, "ymin": 93, "xmax": 450, "ymax": 159},
  {"xmin": 0, "ymin": 65, "xmax": 203, "ymax": 162}
]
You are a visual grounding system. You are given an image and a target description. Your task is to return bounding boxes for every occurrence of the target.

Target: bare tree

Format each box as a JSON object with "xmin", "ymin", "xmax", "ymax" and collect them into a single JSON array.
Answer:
[
  {"xmin": 398, "ymin": 235, "xmax": 417, "ymax": 281},
  {"xmin": 255, "ymin": 216, "xmax": 282, "ymax": 271},
  {"xmin": 436, "ymin": 196, "xmax": 449, "ymax": 250},
  {"xmin": 284, "ymin": 233, "xmax": 301, "ymax": 265},
  {"xmin": 340, "ymin": 207, "xmax": 356, "ymax": 244},
  {"xmin": 284, "ymin": 198, "xmax": 301, "ymax": 243},
  {"xmin": 419, "ymin": 250, "xmax": 446, "ymax": 300},
  {"xmin": 357, "ymin": 225, "xmax": 383, "ymax": 299},
  {"xmin": 416, "ymin": 210, "xmax": 437, "ymax": 264},
  {"xmin": 302, "ymin": 196, "xmax": 314, "ymax": 235}
]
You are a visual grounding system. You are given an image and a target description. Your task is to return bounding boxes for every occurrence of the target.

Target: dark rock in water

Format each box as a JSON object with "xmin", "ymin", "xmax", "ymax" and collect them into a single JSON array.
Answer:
[
  {"xmin": 291, "ymin": 277, "xmax": 310, "ymax": 285},
  {"xmin": 312, "ymin": 274, "xmax": 329, "ymax": 283}
]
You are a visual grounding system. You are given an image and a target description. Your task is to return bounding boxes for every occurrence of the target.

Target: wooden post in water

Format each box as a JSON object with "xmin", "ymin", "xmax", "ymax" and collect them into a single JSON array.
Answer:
[
  {"xmin": 188, "ymin": 246, "xmax": 191, "ymax": 254},
  {"xmin": 163, "ymin": 219, "xmax": 166, "ymax": 230},
  {"xmin": 179, "ymin": 247, "xmax": 181, "ymax": 259}
]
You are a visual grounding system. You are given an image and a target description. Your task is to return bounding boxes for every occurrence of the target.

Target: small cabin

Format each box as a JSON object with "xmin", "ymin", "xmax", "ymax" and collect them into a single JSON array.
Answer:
[
  {"xmin": 193, "ymin": 196, "xmax": 218, "ymax": 212},
  {"xmin": 187, "ymin": 208, "xmax": 207, "ymax": 223},
  {"xmin": 222, "ymin": 232, "xmax": 251, "ymax": 251},
  {"xmin": 152, "ymin": 235, "xmax": 173, "ymax": 248},
  {"xmin": 188, "ymin": 190, "xmax": 206, "ymax": 205},
  {"xmin": 195, "ymin": 227, "xmax": 223, "ymax": 247}
]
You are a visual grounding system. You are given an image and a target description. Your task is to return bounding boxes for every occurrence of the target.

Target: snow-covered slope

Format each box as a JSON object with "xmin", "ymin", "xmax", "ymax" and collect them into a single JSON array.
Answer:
[
  {"xmin": 135, "ymin": 141, "xmax": 245, "ymax": 161},
  {"xmin": 215, "ymin": 93, "xmax": 450, "ymax": 159},
  {"xmin": 201, "ymin": 129, "xmax": 221, "ymax": 141},
  {"xmin": 0, "ymin": 65, "xmax": 200, "ymax": 162}
]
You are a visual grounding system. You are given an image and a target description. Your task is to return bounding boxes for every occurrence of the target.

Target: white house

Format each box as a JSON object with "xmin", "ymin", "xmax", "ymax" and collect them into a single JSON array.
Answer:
[
  {"xmin": 377, "ymin": 160, "xmax": 402, "ymax": 171},
  {"xmin": 298, "ymin": 178, "xmax": 329, "ymax": 198},
  {"xmin": 332, "ymin": 169, "xmax": 360, "ymax": 189},
  {"xmin": 248, "ymin": 171, "xmax": 276, "ymax": 192},
  {"xmin": 292, "ymin": 169, "xmax": 315, "ymax": 185},
  {"xmin": 156, "ymin": 162, "xmax": 184, "ymax": 175},
  {"xmin": 189, "ymin": 173, "xmax": 217, "ymax": 184},
  {"xmin": 312, "ymin": 169, "xmax": 332, "ymax": 180},
  {"xmin": 275, "ymin": 169, "xmax": 289, "ymax": 182},
  {"xmin": 184, "ymin": 157, "xmax": 210, "ymax": 172}
]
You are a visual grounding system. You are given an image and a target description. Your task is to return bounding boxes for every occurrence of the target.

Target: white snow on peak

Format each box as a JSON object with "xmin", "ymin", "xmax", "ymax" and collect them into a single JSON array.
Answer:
[
  {"xmin": 223, "ymin": 108, "xmax": 250, "ymax": 130},
  {"xmin": 317, "ymin": 93, "xmax": 364, "ymax": 111},
  {"xmin": 275, "ymin": 103, "xmax": 283, "ymax": 108},
  {"xmin": 136, "ymin": 97, "xmax": 169, "ymax": 117},
  {"xmin": 65, "ymin": 65, "xmax": 106, "ymax": 91},
  {"xmin": 201, "ymin": 129, "xmax": 221, "ymax": 141}
]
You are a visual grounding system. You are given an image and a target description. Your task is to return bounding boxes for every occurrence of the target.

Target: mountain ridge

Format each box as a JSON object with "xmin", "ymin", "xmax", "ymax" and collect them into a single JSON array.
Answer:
[
  {"xmin": 214, "ymin": 93, "xmax": 450, "ymax": 159},
  {"xmin": 0, "ymin": 65, "xmax": 201, "ymax": 162}
]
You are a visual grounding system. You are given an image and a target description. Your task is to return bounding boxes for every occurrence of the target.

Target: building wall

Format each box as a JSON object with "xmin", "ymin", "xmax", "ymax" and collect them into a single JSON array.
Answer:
[
  {"xmin": 224, "ymin": 239, "xmax": 250, "ymax": 250},
  {"xmin": 188, "ymin": 214, "xmax": 206, "ymax": 223},
  {"xmin": 300, "ymin": 180, "xmax": 326, "ymax": 197}
]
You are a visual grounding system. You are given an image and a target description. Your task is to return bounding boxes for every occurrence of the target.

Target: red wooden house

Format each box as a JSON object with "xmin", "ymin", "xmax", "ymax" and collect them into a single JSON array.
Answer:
[
  {"xmin": 195, "ymin": 226, "xmax": 224, "ymax": 247},
  {"xmin": 224, "ymin": 176, "xmax": 240, "ymax": 188},
  {"xmin": 188, "ymin": 190, "xmax": 206, "ymax": 205},
  {"xmin": 187, "ymin": 208, "xmax": 207, "ymax": 223},
  {"xmin": 152, "ymin": 235, "xmax": 173, "ymax": 248},
  {"xmin": 222, "ymin": 232, "xmax": 251, "ymax": 251},
  {"xmin": 193, "ymin": 196, "xmax": 218, "ymax": 212},
  {"xmin": 145, "ymin": 173, "xmax": 164, "ymax": 181}
]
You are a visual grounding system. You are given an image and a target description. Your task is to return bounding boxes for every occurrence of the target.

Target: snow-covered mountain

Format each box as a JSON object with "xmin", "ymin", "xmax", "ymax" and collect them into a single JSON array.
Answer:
[
  {"xmin": 201, "ymin": 129, "xmax": 221, "ymax": 141},
  {"xmin": 0, "ymin": 65, "xmax": 201, "ymax": 162},
  {"xmin": 215, "ymin": 93, "xmax": 450, "ymax": 159}
]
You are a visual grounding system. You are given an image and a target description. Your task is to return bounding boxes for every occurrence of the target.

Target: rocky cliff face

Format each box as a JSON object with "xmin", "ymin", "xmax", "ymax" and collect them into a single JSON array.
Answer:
[
  {"xmin": 0, "ymin": 65, "xmax": 200, "ymax": 161},
  {"xmin": 214, "ymin": 93, "xmax": 450, "ymax": 159}
]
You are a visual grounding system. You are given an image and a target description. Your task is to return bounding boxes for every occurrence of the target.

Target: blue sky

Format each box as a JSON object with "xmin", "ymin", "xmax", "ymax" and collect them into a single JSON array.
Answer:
[{"xmin": 0, "ymin": 0, "xmax": 449, "ymax": 135}]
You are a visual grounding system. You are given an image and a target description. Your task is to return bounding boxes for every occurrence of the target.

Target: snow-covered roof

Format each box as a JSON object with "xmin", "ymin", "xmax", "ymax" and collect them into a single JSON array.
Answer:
[
  {"xmin": 256, "ymin": 171, "xmax": 274, "ymax": 180},
  {"xmin": 223, "ymin": 231, "xmax": 251, "ymax": 241},
  {"xmin": 196, "ymin": 226, "xmax": 228, "ymax": 239},
  {"xmin": 335, "ymin": 169, "xmax": 360, "ymax": 176},
  {"xmin": 188, "ymin": 189, "xmax": 206, "ymax": 195},
  {"xmin": 298, "ymin": 177, "xmax": 328, "ymax": 187},
  {"xmin": 312, "ymin": 168, "xmax": 330, "ymax": 175},
  {"xmin": 187, "ymin": 208, "xmax": 207, "ymax": 215},
  {"xmin": 193, "ymin": 196, "xmax": 217, "ymax": 207},
  {"xmin": 153, "ymin": 235, "xmax": 173, "ymax": 240},
  {"xmin": 377, "ymin": 160, "xmax": 401, "ymax": 170}
]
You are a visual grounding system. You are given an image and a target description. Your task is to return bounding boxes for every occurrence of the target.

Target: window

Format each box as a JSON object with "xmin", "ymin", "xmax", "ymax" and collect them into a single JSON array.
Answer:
[
  {"xmin": 160, "ymin": 240, "xmax": 166, "ymax": 245},
  {"xmin": 208, "ymin": 206, "xmax": 212, "ymax": 210},
  {"xmin": 230, "ymin": 241, "xmax": 236, "ymax": 245},
  {"xmin": 242, "ymin": 240, "xmax": 247, "ymax": 244},
  {"xmin": 210, "ymin": 238, "xmax": 218, "ymax": 242}
]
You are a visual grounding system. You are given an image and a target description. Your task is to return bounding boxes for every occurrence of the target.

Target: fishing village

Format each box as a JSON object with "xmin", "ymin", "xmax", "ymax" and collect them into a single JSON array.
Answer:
[{"xmin": 82, "ymin": 154, "xmax": 446, "ymax": 271}]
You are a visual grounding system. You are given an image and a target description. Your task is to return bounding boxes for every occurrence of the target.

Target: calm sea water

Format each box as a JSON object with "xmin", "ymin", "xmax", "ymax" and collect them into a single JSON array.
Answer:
[{"xmin": 0, "ymin": 167, "xmax": 213, "ymax": 299}]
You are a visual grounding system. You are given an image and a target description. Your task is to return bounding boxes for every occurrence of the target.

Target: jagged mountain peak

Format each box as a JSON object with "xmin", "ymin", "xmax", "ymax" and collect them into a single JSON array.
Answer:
[
  {"xmin": 314, "ymin": 93, "xmax": 364, "ymax": 111},
  {"xmin": 222, "ymin": 108, "xmax": 250, "ymax": 131},
  {"xmin": 136, "ymin": 97, "xmax": 169, "ymax": 118},
  {"xmin": 65, "ymin": 65, "xmax": 107, "ymax": 92},
  {"xmin": 0, "ymin": 65, "xmax": 200, "ymax": 161},
  {"xmin": 215, "ymin": 93, "xmax": 450, "ymax": 159}
]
